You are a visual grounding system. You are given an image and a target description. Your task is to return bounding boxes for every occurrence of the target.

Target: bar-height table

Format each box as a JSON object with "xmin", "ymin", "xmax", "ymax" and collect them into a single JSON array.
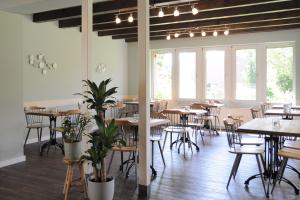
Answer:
[
  {"xmin": 27, "ymin": 109, "xmax": 81, "ymax": 155},
  {"xmin": 237, "ymin": 118, "xmax": 300, "ymax": 197}
]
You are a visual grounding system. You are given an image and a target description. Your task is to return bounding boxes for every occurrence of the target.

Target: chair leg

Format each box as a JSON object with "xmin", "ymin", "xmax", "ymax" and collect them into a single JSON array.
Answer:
[
  {"xmin": 256, "ymin": 154, "xmax": 267, "ymax": 197},
  {"xmin": 107, "ymin": 151, "xmax": 115, "ymax": 174},
  {"xmin": 151, "ymin": 141, "xmax": 154, "ymax": 167},
  {"xmin": 158, "ymin": 141, "xmax": 166, "ymax": 166},
  {"xmin": 24, "ymin": 128, "xmax": 31, "ymax": 149},
  {"xmin": 227, "ymin": 154, "xmax": 240, "ymax": 189},
  {"xmin": 163, "ymin": 132, "xmax": 168, "ymax": 151},
  {"xmin": 233, "ymin": 154, "xmax": 242, "ymax": 179}
]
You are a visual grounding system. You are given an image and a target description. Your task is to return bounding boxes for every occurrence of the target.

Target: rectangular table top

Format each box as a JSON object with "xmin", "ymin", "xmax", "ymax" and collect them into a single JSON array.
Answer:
[
  {"xmin": 237, "ymin": 118, "xmax": 300, "ymax": 137},
  {"xmin": 264, "ymin": 109, "xmax": 300, "ymax": 116},
  {"xmin": 116, "ymin": 117, "xmax": 170, "ymax": 127},
  {"xmin": 272, "ymin": 104, "xmax": 300, "ymax": 109},
  {"xmin": 123, "ymin": 101, "xmax": 155, "ymax": 106},
  {"xmin": 162, "ymin": 108, "xmax": 207, "ymax": 115}
]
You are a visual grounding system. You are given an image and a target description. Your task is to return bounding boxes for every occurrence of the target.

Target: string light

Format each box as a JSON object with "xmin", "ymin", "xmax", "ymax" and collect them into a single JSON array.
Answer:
[
  {"xmin": 158, "ymin": 8, "xmax": 164, "ymax": 17},
  {"xmin": 213, "ymin": 30, "xmax": 218, "ymax": 37},
  {"xmin": 191, "ymin": 5, "xmax": 198, "ymax": 15},
  {"xmin": 174, "ymin": 7, "xmax": 180, "ymax": 16},
  {"xmin": 201, "ymin": 31, "xmax": 206, "ymax": 37},
  {"xmin": 189, "ymin": 31, "xmax": 194, "ymax": 37},
  {"xmin": 115, "ymin": 15, "xmax": 121, "ymax": 24},
  {"xmin": 166, "ymin": 34, "xmax": 171, "ymax": 40},
  {"xmin": 174, "ymin": 33, "xmax": 180, "ymax": 38},
  {"xmin": 224, "ymin": 29, "xmax": 230, "ymax": 36},
  {"xmin": 128, "ymin": 13, "xmax": 134, "ymax": 23}
]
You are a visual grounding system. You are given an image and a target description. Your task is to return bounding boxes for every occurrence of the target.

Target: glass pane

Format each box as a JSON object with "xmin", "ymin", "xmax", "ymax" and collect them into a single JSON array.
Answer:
[
  {"xmin": 267, "ymin": 47, "xmax": 293, "ymax": 103},
  {"xmin": 179, "ymin": 52, "xmax": 196, "ymax": 99},
  {"xmin": 153, "ymin": 52, "xmax": 172, "ymax": 99},
  {"xmin": 235, "ymin": 49, "xmax": 256, "ymax": 100},
  {"xmin": 205, "ymin": 50, "xmax": 225, "ymax": 99}
]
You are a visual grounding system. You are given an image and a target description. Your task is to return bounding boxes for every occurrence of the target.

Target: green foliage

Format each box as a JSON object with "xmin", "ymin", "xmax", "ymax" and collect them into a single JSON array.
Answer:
[
  {"xmin": 266, "ymin": 87, "xmax": 274, "ymax": 100},
  {"xmin": 77, "ymin": 78, "xmax": 124, "ymax": 182},
  {"xmin": 62, "ymin": 114, "xmax": 91, "ymax": 143},
  {"xmin": 246, "ymin": 61, "xmax": 256, "ymax": 86}
]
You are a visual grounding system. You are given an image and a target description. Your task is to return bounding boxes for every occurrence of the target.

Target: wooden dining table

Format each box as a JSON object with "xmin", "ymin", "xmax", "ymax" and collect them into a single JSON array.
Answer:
[
  {"xmin": 237, "ymin": 118, "xmax": 300, "ymax": 197},
  {"xmin": 27, "ymin": 109, "xmax": 81, "ymax": 155},
  {"xmin": 272, "ymin": 104, "xmax": 300, "ymax": 109},
  {"xmin": 264, "ymin": 109, "xmax": 300, "ymax": 119}
]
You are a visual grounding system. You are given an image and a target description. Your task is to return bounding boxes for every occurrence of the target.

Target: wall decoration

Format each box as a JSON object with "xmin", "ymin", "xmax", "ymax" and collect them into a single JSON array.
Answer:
[
  {"xmin": 96, "ymin": 63, "xmax": 107, "ymax": 73},
  {"xmin": 28, "ymin": 54, "xmax": 58, "ymax": 75}
]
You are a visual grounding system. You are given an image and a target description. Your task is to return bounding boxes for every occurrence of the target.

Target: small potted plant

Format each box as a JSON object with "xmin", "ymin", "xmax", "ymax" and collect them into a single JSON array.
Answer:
[
  {"xmin": 78, "ymin": 78, "xmax": 124, "ymax": 200},
  {"xmin": 62, "ymin": 114, "xmax": 91, "ymax": 160}
]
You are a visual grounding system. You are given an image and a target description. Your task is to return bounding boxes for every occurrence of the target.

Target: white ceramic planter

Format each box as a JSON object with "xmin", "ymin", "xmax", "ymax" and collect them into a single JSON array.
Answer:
[
  {"xmin": 87, "ymin": 177, "xmax": 115, "ymax": 200},
  {"xmin": 64, "ymin": 141, "xmax": 81, "ymax": 160}
]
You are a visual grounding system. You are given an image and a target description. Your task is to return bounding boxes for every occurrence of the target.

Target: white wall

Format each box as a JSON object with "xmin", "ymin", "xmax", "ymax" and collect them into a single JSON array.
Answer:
[
  {"xmin": 0, "ymin": 11, "xmax": 25, "ymax": 166},
  {"xmin": 0, "ymin": 11, "xmax": 128, "ymax": 166},
  {"xmin": 127, "ymin": 29, "xmax": 300, "ymax": 105}
]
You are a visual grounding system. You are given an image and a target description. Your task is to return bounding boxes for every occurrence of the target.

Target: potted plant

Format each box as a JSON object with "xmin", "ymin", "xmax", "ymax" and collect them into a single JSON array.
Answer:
[
  {"xmin": 62, "ymin": 114, "xmax": 91, "ymax": 160},
  {"xmin": 78, "ymin": 79, "xmax": 124, "ymax": 200}
]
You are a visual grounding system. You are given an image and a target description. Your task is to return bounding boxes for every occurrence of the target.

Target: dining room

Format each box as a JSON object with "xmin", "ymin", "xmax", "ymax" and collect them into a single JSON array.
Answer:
[{"xmin": 1, "ymin": 0, "xmax": 300, "ymax": 200}]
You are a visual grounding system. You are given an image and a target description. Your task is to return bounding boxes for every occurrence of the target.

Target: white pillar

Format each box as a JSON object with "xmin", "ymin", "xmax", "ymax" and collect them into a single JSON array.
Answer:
[
  {"xmin": 138, "ymin": 0, "xmax": 151, "ymax": 198},
  {"xmin": 81, "ymin": 0, "xmax": 93, "ymax": 81}
]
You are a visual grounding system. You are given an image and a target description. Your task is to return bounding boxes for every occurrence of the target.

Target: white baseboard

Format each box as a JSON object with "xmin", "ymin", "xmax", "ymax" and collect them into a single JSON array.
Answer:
[
  {"xmin": 27, "ymin": 133, "xmax": 62, "ymax": 144},
  {"xmin": 0, "ymin": 155, "xmax": 26, "ymax": 168}
]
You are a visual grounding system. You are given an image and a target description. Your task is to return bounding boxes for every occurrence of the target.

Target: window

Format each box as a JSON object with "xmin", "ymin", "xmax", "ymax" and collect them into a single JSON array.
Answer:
[
  {"xmin": 266, "ymin": 47, "xmax": 293, "ymax": 103},
  {"xmin": 152, "ymin": 52, "xmax": 173, "ymax": 99},
  {"xmin": 235, "ymin": 49, "xmax": 256, "ymax": 100},
  {"xmin": 205, "ymin": 50, "xmax": 225, "ymax": 99},
  {"xmin": 178, "ymin": 51, "xmax": 197, "ymax": 99}
]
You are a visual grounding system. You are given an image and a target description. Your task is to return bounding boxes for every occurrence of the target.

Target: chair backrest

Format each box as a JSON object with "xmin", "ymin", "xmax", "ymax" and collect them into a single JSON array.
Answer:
[
  {"xmin": 60, "ymin": 109, "xmax": 81, "ymax": 126},
  {"xmin": 106, "ymin": 103, "xmax": 125, "ymax": 119},
  {"xmin": 161, "ymin": 109, "xmax": 185, "ymax": 127},
  {"xmin": 24, "ymin": 106, "xmax": 46, "ymax": 126},
  {"xmin": 250, "ymin": 107, "xmax": 261, "ymax": 119},
  {"xmin": 114, "ymin": 119, "xmax": 136, "ymax": 146},
  {"xmin": 190, "ymin": 103, "xmax": 207, "ymax": 110},
  {"xmin": 261, "ymin": 102, "xmax": 272, "ymax": 116},
  {"xmin": 223, "ymin": 119, "xmax": 241, "ymax": 149}
]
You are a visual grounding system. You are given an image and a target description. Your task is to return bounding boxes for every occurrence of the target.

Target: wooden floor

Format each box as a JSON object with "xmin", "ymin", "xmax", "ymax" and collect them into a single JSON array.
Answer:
[{"xmin": 1, "ymin": 132, "xmax": 300, "ymax": 200}]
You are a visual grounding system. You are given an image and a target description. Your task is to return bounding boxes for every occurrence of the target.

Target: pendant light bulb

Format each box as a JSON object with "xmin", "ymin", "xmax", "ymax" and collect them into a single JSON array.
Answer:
[
  {"xmin": 192, "ymin": 5, "xmax": 199, "ymax": 15},
  {"xmin": 158, "ymin": 8, "xmax": 164, "ymax": 17},
  {"xmin": 128, "ymin": 13, "xmax": 134, "ymax": 23},
  {"xmin": 166, "ymin": 34, "xmax": 171, "ymax": 40},
  {"xmin": 201, "ymin": 31, "xmax": 206, "ymax": 37},
  {"xmin": 213, "ymin": 30, "xmax": 218, "ymax": 37},
  {"xmin": 189, "ymin": 31, "xmax": 194, "ymax": 37},
  {"xmin": 174, "ymin": 7, "xmax": 180, "ymax": 16},
  {"xmin": 224, "ymin": 29, "xmax": 230, "ymax": 36},
  {"xmin": 115, "ymin": 15, "xmax": 121, "ymax": 24},
  {"xmin": 174, "ymin": 33, "xmax": 180, "ymax": 38}
]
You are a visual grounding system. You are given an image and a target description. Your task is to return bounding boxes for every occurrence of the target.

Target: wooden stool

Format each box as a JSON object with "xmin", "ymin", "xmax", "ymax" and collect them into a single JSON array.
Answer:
[{"xmin": 63, "ymin": 159, "xmax": 87, "ymax": 200}]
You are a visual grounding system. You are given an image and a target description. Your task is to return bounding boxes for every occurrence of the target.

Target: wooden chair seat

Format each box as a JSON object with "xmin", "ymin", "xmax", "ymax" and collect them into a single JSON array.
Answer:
[
  {"xmin": 229, "ymin": 146, "xmax": 264, "ymax": 155},
  {"xmin": 50, "ymin": 127, "xmax": 65, "ymax": 132},
  {"xmin": 278, "ymin": 148, "xmax": 300, "ymax": 160},
  {"xmin": 240, "ymin": 137, "xmax": 264, "ymax": 146},
  {"xmin": 112, "ymin": 145, "xmax": 137, "ymax": 152},
  {"xmin": 26, "ymin": 124, "xmax": 49, "ymax": 129},
  {"xmin": 164, "ymin": 126, "xmax": 187, "ymax": 133},
  {"xmin": 284, "ymin": 140, "xmax": 300, "ymax": 150}
]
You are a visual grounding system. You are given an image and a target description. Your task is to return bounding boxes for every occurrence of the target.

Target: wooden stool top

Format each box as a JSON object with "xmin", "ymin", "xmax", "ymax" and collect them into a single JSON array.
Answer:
[{"xmin": 63, "ymin": 159, "xmax": 82, "ymax": 165}]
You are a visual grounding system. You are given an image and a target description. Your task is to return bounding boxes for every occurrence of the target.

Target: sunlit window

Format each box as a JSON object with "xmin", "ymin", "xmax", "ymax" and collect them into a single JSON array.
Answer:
[
  {"xmin": 235, "ymin": 49, "xmax": 256, "ymax": 100},
  {"xmin": 205, "ymin": 50, "xmax": 225, "ymax": 99},
  {"xmin": 267, "ymin": 47, "xmax": 293, "ymax": 103},
  {"xmin": 152, "ymin": 52, "xmax": 173, "ymax": 99},
  {"xmin": 179, "ymin": 52, "xmax": 196, "ymax": 99}
]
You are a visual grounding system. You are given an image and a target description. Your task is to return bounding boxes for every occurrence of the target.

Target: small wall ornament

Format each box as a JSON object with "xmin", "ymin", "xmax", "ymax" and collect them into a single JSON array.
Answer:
[
  {"xmin": 96, "ymin": 63, "xmax": 107, "ymax": 73},
  {"xmin": 28, "ymin": 54, "xmax": 58, "ymax": 75}
]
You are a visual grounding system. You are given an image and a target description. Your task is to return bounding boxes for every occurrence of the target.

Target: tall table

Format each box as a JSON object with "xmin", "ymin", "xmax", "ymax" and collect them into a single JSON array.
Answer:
[
  {"xmin": 264, "ymin": 109, "xmax": 300, "ymax": 119},
  {"xmin": 116, "ymin": 117, "xmax": 170, "ymax": 177},
  {"xmin": 27, "ymin": 110, "xmax": 81, "ymax": 155},
  {"xmin": 237, "ymin": 118, "xmax": 300, "ymax": 197}
]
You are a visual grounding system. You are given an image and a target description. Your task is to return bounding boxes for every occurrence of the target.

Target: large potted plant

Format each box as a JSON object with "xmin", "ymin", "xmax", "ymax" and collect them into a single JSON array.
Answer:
[
  {"xmin": 78, "ymin": 79, "xmax": 124, "ymax": 200},
  {"xmin": 62, "ymin": 114, "xmax": 91, "ymax": 160}
]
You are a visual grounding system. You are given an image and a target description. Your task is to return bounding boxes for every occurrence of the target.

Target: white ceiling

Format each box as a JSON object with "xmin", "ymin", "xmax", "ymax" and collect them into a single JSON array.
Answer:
[{"xmin": 0, "ymin": 0, "xmax": 110, "ymax": 14}]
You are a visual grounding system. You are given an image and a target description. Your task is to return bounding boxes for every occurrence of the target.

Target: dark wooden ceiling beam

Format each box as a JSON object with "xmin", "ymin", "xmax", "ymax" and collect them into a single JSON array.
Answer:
[
  {"xmin": 33, "ymin": 0, "xmax": 191, "ymax": 23},
  {"xmin": 93, "ymin": 1, "xmax": 300, "ymax": 31},
  {"xmin": 125, "ymin": 23, "xmax": 300, "ymax": 42},
  {"xmin": 111, "ymin": 17, "xmax": 300, "ymax": 39},
  {"xmin": 58, "ymin": 0, "xmax": 290, "ymax": 28}
]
